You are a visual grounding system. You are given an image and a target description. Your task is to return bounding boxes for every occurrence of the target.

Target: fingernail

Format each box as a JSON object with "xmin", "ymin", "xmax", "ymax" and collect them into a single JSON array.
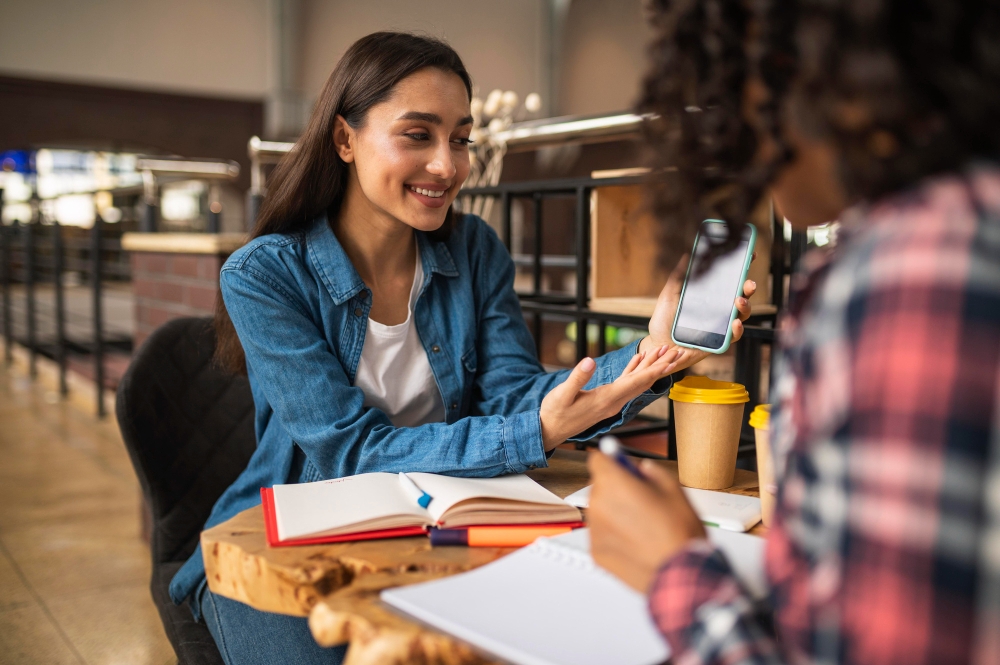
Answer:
[
  {"xmin": 738, "ymin": 297, "xmax": 748, "ymax": 306},
  {"xmin": 658, "ymin": 345, "xmax": 668, "ymax": 357},
  {"xmin": 750, "ymin": 280, "xmax": 757, "ymax": 289},
  {"xmin": 581, "ymin": 357, "xmax": 596, "ymax": 371}
]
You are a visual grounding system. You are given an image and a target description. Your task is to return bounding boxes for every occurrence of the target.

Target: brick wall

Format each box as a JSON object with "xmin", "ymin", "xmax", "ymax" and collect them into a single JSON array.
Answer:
[{"xmin": 131, "ymin": 251, "xmax": 231, "ymax": 348}]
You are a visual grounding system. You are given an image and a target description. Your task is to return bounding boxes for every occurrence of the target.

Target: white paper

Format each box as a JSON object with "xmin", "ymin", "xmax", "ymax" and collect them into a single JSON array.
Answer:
[
  {"xmin": 382, "ymin": 527, "xmax": 767, "ymax": 665},
  {"xmin": 683, "ymin": 487, "xmax": 761, "ymax": 532},
  {"xmin": 706, "ymin": 526, "xmax": 767, "ymax": 599},
  {"xmin": 408, "ymin": 472, "xmax": 569, "ymax": 524},
  {"xmin": 562, "ymin": 484, "xmax": 762, "ymax": 532},
  {"xmin": 271, "ymin": 472, "xmax": 575, "ymax": 541},
  {"xmin": 563, "ymin": 485, "xmax": 591, "ymax": 508},
  {"xmin": 383, "ymin": 530, "xmax": 670, "ymax": 665},
  {"xmin": 271, "ymin": 472, "xmax": 425, "ymax": 541}
]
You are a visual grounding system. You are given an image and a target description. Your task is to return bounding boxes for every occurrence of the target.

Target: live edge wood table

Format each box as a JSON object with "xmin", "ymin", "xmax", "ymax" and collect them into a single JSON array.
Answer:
[{"xmin": 201, "ymin": 448, "xmax": 765, "ymax": 665}]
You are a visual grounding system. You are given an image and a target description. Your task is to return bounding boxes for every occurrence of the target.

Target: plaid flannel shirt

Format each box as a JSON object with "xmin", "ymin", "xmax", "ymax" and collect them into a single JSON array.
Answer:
[{"xmin": 648, "ymin": 169, "xmax": 1000, "ymax": 665}]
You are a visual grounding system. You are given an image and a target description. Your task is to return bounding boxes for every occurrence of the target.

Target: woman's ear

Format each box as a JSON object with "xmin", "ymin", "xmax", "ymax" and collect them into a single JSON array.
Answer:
[{"xmin": 333, "ymin": 115, "xmax": 355, "ymax": 163}]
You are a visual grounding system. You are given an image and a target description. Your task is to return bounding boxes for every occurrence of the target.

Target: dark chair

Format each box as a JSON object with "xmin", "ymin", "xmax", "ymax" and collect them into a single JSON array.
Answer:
[{"xmin": 117, "ymin": 317, "xmax": 256, "ymax": 665}]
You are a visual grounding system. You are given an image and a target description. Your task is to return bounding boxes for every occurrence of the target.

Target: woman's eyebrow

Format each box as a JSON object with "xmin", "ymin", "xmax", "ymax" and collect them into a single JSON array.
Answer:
[
  {"xmin": 398, "ymin": 111, "xmax": 442, "ymax": 124},
  {"xmin": 397, "ymin": 111, "xmax": 474, "ymax": 127}
]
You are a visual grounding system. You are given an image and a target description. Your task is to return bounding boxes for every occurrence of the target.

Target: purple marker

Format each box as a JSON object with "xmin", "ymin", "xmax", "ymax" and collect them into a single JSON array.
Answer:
[{"xmin": 599, "ymin": 436, "xmax": 645, "ymax": 479}]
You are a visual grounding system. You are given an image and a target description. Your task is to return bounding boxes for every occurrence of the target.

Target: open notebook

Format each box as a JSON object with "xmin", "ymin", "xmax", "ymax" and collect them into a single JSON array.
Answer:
[
  {"xmin": 265, "ymin": 472, "xmax": 581, "ymax": 546},
  {"xmin": 382, "ymin": 527, "xmax": 766, "ymax": 665}
]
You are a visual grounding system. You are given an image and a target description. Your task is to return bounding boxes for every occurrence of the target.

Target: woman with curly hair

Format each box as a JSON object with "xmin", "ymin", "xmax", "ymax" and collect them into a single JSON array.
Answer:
[{"xmin": 588, "ymin": 1, "xmax": 1000, "ymax": 663}]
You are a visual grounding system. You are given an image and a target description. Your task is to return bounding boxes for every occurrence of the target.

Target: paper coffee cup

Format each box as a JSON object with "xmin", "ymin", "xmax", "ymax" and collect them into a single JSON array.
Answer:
[
  {"xmin": 669, "ymin": 376, "xmax": 748, "ymax": 490},
  {"xmin": 749, "ymin": 404, "xmax": 775, "ymax": 527}
]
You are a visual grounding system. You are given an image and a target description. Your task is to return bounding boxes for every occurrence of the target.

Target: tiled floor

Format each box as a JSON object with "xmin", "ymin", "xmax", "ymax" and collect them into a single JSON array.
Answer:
[{"xmin": 0, "ymin": 362, "xmax": 176, "ymax": 665}]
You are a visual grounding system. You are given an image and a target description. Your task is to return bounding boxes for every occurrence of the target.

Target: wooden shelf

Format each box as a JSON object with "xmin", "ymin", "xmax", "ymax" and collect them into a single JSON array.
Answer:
[
  {"xmin": 588, "ymin": 296, "xmax": 657, "ymax": 318},
  {"xmin": 589, "ymin": 184, "xmax": 775, "ymax": 311}
]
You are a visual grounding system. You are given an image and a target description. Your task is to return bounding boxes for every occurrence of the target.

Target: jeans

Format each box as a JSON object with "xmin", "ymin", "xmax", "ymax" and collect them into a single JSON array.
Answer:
[{"xmin": 199, "ymin": 582, "xmax": 347, "ymax": 665}]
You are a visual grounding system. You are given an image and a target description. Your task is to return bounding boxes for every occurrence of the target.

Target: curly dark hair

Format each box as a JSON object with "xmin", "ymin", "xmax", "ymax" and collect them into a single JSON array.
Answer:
[{"xmin": 640, "ymin": 0, "xmax": 1000, "ymax": 271}]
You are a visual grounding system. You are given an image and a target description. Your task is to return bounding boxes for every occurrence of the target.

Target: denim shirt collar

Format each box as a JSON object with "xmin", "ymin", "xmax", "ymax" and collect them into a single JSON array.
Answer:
[{"xmin": 305, "ymin": 214, "xmax": 459, "ymax": 305}]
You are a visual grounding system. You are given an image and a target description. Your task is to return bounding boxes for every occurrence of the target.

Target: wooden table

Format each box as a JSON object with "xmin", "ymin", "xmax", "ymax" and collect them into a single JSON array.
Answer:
[{"xmin": 202, "ymin": 449, "xmax": 764, "ymax": 665}]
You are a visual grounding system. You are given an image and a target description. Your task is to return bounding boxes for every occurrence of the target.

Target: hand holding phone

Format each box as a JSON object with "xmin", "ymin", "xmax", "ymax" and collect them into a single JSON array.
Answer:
[{"xmin": 671, "ymin": 220, "xmax": 757, "ymax": 354}]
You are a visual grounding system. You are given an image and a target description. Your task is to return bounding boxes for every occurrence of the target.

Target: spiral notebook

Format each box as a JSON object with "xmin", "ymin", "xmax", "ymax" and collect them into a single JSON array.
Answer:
[{"xmin": 382, "ymin": 527, "xmax": 766, "ymax": 665}]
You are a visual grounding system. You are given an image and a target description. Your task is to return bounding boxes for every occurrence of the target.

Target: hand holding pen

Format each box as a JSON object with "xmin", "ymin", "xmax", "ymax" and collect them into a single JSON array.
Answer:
[
  {"xmin": 586, "ymin": 436, "xmax": 706, "ymax": 593},
  {"xmin": 598, "ymin": 436, "xmax": 644, "ymax": 479}
]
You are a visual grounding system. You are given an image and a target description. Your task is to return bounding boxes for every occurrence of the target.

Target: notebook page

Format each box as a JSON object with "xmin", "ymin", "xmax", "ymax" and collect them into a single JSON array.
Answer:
[
  {"xmin": 554, "ymin": 528, "xmax": 767, "ymax": 599},
  {"xmin": 562, "ymin": 485, "xmax": 762, "ymax": 532},
  {"xmin": 382, "ymin": 531, "xmax": 670, "ymax": 665},
  {"xmin": 563, "ymin": 485, "xmax": 590, "ymax": 508},
  {"xmin": 547, "ymin": 527, "xmax": 767, "ymax": 598},
  {"xmin": 706, "ymin": 526, "xmax": 767, "ymax": 599},
  {"xmin": 272, "ymin": 473, "xmax": 426, "ymax": 541},
  {"xmin": 382, "ymin": 527, "xmax": 766, "ymax": 665},
  {"xmin": 408, "ymin": 473, "xmax": 569, "ymax": 524}
]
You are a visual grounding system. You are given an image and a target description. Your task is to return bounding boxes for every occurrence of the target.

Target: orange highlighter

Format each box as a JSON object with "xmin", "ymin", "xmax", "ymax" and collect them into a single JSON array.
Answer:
[{"xmin": 429, "ymin": 523, "xmax": 585, "ymax": 547}]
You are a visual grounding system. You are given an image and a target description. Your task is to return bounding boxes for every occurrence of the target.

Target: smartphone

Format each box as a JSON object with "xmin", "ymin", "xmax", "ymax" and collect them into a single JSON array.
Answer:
[{"xmin": 671, "ymin": 220, "xmax": 757, "ymax": 354}]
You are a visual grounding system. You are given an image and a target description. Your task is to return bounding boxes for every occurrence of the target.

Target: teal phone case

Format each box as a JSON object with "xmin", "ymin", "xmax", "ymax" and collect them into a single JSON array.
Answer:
[{"xmin": 670, "ymin": 220, "xmax": 757, "ymax": 354}]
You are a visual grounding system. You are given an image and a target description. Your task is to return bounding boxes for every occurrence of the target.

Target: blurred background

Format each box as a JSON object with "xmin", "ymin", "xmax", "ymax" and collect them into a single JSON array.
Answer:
[
  {"xmin": 1, "ymin": 0, "xmax": 654, "ymax": 219},
  {"xmin": 0, "ymin": 2, "xmax": 801, "ymax": 663},
  {"xmin": 0, "ymin": 0, "xmax": 687, "ymax": 413}
]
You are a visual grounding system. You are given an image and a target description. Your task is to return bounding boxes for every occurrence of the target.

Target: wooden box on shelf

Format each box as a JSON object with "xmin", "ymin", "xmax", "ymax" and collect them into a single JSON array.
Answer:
[{"xmin": 588, "ymin": 173, "xmax": 773, "ymax": 319}]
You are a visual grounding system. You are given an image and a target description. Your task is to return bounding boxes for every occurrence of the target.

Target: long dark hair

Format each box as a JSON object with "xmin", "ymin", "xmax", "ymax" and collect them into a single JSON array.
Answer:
[
  {"xmin": 641, "ymin": 0, "xmax": 1000, "ymax": 272},
  {"xmin": 215, "ymin": 32, "xmax": 472, "ymax": 374}
]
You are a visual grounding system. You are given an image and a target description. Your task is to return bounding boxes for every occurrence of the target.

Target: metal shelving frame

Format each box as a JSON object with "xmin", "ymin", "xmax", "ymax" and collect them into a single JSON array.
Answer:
[
  {"xmin": 463, "ymin": 175, "xmax": 807, "ymax": 461},
  {"xmin": 0, "ymin": 191, "xmax": 134, "ymax": 417}
]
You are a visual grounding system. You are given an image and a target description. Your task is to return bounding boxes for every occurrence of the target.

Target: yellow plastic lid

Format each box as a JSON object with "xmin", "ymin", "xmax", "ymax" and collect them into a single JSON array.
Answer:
[
  {"xmin": 668, "ymin": 375, "xmax": 749, "ymax": 405},
  {"xmin": 749, "ymin": 403, "xmax": 771, "ymax": 429}
]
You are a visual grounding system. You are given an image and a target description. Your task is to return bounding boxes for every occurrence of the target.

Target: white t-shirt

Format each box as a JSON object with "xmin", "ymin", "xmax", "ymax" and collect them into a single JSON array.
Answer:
[{"xmin": 354, "ymin": 253, "xmax": 446, "ymax": 428}]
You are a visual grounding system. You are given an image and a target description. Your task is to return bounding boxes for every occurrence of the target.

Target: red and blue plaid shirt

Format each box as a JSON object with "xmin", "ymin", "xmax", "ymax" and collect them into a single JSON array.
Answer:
[{"xmin": 648, "ymin": 168, "xmax": 1000, "ymax": 665}]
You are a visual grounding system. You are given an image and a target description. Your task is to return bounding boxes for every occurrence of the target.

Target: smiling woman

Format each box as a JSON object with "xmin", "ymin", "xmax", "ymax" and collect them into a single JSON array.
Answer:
[
  {"xmin": 329, "ymin": 67, "xmax": 474, "ymax": 328},
  {"xmin": 213, "ymin": 33, "xmax": 476, "ymax": 367},
  {"xmin": 167, "ymin": 31, "xmax": 751, "ymax": 665}
]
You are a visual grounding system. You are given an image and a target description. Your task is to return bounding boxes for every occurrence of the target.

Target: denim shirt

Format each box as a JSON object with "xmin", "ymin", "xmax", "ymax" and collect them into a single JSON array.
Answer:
[{"xmin": 170, "ymin": 213, "xmax": 671, "ymax": 612}]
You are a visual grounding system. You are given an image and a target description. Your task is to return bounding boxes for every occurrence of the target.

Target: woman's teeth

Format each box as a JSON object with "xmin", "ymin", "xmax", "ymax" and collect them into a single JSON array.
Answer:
[{"xmin": 408, "ymin": 186, "xmax": 445, "ymax": 198}]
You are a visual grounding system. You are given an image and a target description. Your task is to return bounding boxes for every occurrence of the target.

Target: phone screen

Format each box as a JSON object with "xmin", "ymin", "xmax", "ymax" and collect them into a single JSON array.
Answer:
[{"xmin": 673, "ymin": 222, "xmax": 754, "ymax": 350}]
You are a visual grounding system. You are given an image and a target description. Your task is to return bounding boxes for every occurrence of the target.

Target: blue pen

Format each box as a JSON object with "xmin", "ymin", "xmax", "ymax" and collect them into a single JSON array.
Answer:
[
  {"xmin": 599, "ymin": 436, "xmax": 645, "ymax": 479},
  {"xmin": 398, "ymin": 472, "xmax": 433, "ymax": 508}
]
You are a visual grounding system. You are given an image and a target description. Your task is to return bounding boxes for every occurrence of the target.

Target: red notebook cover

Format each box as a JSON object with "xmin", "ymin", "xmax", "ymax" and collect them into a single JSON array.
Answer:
[{"xmin": 260, "ymin": 487, "xmax": 428, "ymax": 547}]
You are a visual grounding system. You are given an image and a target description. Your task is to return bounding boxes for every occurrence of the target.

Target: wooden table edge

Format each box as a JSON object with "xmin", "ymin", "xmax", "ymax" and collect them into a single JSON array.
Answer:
[{"xmin": 200, "ymin": 449, "xmax": 766, "ymax": 663}]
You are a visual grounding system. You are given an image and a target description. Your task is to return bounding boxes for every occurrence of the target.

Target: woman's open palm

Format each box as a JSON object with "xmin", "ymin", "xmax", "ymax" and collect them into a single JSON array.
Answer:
[
  {"xmin": 640, "ymin": 253, "xmax": 756, "ymax": 373},
  {"xmin": 539, "ymin": 346, "xmax": 681, "ymax": 449}
]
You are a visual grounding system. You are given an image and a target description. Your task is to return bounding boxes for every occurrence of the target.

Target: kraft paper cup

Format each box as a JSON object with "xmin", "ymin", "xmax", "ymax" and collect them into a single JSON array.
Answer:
[
  {"xmin": 669, "ymin": 376, "xmax": 749, "ymax": 490},
  {"xmin": 749, "ymin": 404, "xmax": 775, "ymax": 527}
]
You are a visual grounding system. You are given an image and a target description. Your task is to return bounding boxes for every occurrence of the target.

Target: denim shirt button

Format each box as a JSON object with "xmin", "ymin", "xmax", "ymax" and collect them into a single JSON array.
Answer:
[
  {"xmin": 354, "ymin": 307, "xmax": 362, "ymax": 316},
  {"xmin": 432, "ymin": 344, "xmax": 441, "ymax": 353},
  {"xmin": 450, "ymin": 402, "xmax": 458, "ymax": 409},
  {"xmin": 528, "ymin": 464, "xmax": 537, "ymax": 470}
]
